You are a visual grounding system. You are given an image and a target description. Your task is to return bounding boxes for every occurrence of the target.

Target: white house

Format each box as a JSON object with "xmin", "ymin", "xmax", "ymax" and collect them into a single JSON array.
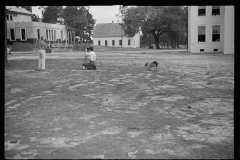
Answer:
[
  {"xmin": 92, "ymin": 22, "xmax": 140, "ymax": 48},
  {"xmin": 6, "ymin": 6, "xmax": 68, "ymax": 46},
  {"xmin": 188, "ymin": 6, "xmax": 234, "ymax": 54}
]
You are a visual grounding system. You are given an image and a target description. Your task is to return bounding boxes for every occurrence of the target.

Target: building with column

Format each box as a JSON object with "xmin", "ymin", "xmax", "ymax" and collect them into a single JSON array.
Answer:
[{"xmin": 188, "ymin": 6, "xmax": 234, "ymax": 54}]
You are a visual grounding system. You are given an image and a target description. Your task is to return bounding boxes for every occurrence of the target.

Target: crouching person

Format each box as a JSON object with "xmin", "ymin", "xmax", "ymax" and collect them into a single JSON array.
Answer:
[
  {"xmin": 82, "ymin": 46, "xmax": 96, "ymax": 70},
  {"xmin": 34, "ymin": 37, "xmax": 48, "ymax": 71}
]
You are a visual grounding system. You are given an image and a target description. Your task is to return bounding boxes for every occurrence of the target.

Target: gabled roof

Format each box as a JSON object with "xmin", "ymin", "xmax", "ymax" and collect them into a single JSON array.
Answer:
[
  {"xmin": 92, "ymin": 23, "xmax": 127, "ymax": 38},
  {"xmin": 6, "ymin": 6, "xmax": 33, "ymax": 15}
]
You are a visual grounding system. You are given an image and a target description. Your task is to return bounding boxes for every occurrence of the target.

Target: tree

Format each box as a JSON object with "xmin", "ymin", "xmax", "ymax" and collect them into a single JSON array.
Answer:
[
  {"xmin": 117, "ymin": 6, "xmax": 186, "ymax": 49},
  {"xmin": 117, "ymin": 6, "xmax": 168, "ymax": 49},
  {"xmin": 32, "ymin": 14, "xmax": 41, "ymax": 22},
  {"xmin": 62, "ymin": 6, "xmax": 95, "ymax": 44},
  {"xmin": 41, "ymin": 6, "xmax": 63, "ymax": 24}
]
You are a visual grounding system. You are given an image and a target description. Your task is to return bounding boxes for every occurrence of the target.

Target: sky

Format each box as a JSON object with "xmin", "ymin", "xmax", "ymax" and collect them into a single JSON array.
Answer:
[{"xmin": 32, "ymin": 6, "xmax": 121, "ymax": 24}]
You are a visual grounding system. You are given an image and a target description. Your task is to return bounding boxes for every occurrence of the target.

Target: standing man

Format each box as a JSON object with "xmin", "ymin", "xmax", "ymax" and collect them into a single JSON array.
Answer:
[
  {"xmin": 82, "ymin": 46, "xmax": 96, "ymax": 70},
  {"xmin": 34, "ymin": 37, "xmax": 48, "ymax": 71}
]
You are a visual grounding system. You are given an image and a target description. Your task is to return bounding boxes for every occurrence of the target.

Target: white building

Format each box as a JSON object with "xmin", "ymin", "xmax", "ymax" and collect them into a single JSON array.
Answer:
[
  {"xmin": 92, "ymin": 22, "xmax": 140, "ymax": 48},
  {"xmin": 6, "ymin": 6, "xmax": 68, "ymax": 46},
  {"xmin": 188, "ymin": 6, "xmax": 234, "ymax": 54}
]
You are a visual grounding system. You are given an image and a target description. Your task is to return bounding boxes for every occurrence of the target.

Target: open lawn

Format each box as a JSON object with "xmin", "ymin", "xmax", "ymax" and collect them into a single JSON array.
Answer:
[{"xmin": 5, "ymin": 48, "xmax": 234, "ymax": 159}]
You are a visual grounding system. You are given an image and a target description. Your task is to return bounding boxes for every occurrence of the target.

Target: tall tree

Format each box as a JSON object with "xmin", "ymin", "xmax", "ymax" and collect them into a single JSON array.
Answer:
[
  {"xmin": 41, "ymin": 6, "xmax": 63, "ymax": 24},
  {"xmin": 62, "ymin": 6, "xmax": 95, "ymax": 44},
  {"xmin": 117, "ymin": 6, "xmax": 186, "ymax": 49},
  {"xmin": 32, "ymin": 14, "xmax": 41, "ymax": 22}
]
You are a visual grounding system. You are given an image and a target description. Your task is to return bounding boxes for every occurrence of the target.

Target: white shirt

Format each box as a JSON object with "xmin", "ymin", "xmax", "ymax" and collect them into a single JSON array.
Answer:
[{"xmin": 86, "ymin": 51, "xmax": 96, "ymax": 61}]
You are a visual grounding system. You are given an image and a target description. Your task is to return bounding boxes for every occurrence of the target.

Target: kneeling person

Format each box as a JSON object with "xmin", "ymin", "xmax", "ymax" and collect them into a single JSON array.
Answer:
[{"xmin": 82, "ymin": 46, "xmax": 96, "ymax": 70}]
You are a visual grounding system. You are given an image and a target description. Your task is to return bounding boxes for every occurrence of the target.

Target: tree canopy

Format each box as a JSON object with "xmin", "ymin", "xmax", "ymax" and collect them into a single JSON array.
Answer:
[
  {"xmin": 40, "ymin": 6, "xmax": 63, "ymax": 24},
  {"xmin": 62, "ymin": 6, "xmax": 96, "ymax": 43},
  {"xmin": 117, "ymin": 6, "xmax": 187, "ymax": 49}
]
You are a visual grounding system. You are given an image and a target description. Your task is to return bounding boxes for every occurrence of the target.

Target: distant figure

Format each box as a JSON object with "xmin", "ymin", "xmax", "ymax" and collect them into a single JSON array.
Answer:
[
  {"xmin": 34, "ymin": 37, "xmax": 48, "ymax": 70},
  {"xmin": 64, "ymin": 38, "xmax": 69, "ymax": 52},
  {"xmin": 82, "ymin": 46, "xmax": 96, "ymax": 70}
]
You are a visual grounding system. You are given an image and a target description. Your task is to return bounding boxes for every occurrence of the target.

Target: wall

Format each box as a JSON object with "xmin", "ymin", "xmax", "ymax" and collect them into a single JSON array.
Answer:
[
  {"xmin": 7, "ymin": 21, "xmax": 67, "ymax": 45},
  {"xmin": 188, "ymin": 6, "xmax": 226, "ymax": 53},
  {"xmin": 223, "ymin": 6, "xmax": 234, "ymax": 54},
  {"xmin": 13, "ymin": 14, "xmax": 32, "ymax": 22},
  {"xmin": 93, "ymin": 33, "xmax": 140, "ymax": 48}
]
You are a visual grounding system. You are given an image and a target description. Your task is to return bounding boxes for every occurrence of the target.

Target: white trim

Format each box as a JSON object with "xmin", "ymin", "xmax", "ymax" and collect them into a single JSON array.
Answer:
[
  {"xmin": 20, "ymin": 28, "xmax": 27, "ymax": 41},
  {"xmin": 9, "ymin": 28, "xmax": 16, "ymax": 41}
]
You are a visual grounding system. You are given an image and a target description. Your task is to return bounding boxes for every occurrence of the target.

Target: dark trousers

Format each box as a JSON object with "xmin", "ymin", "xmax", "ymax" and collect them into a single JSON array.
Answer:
[{"xmin": 82, "ymin": 61, "xmax": 96, "ymax": 69}]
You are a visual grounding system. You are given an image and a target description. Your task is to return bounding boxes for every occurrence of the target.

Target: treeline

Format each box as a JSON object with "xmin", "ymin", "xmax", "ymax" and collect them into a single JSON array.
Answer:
[{"xmin": 116, "ymin": 6, "xmax": 187, "ymax": 49}]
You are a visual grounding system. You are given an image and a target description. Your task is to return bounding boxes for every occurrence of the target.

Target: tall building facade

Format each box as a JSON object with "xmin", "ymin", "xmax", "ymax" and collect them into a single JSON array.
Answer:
[{"xmin": 188, "ymin": 6, "xmax": 234, "ymax": 54}]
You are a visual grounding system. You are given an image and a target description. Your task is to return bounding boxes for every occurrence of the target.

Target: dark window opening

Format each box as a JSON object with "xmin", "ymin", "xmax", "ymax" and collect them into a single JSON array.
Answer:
[
  {"xmin": 112, "ymin": 40, "xmax": 115, "ymax": 46},
  {"xmin": 37, "ymin": 29, "xmax": 40, "ymax": 40},
  {"xmin": 198, "ymin": 6, "xmax": 206, "ymax": 16},
  {"xmin": 200, "ymin": 49, "xmax": 204, "ymax": 52},
  {"xmin": 98, "ymin": 40, "xmax": 101, "ymax": 45},
  {"xmin": 105, "ymin": 40, "xmax": 107, "ymax": 46},
  {"xmin": 198, "ymin": 35, "xmax": 205, "ymax": 42},
  {"xmin": 212, "ymin": 34, "xmax": 220, "ymax": 42},
  {"xmin": 212, "ymin": 6, "xmax": 220, "ymax": 15},
  {"xmin": 214, "ymin": 49, "xmax": 218, "ymax": 51},
  {"xmin": 21, "ymin": 29, "xmax": 26, "ymax": 40},
  {"xmin": 10, "ymin": 29, "xmax": 15, "ymax": 41},
  {"xmin": 128, "ymin": 40, "xmax": 130, "ymax": 45},
  {"xmin": 119, "ymin": 40, "xmax": 122, "ymax": 46},
  {"xmin": 46, "ymin": 30, "xmax": 48, "ymax": 40}
]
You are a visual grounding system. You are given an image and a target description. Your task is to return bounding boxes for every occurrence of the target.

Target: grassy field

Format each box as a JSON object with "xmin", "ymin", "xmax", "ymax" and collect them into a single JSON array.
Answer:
[{"xmin": 5, "ymin": 48, "xmax": 234, "ymax": 159}]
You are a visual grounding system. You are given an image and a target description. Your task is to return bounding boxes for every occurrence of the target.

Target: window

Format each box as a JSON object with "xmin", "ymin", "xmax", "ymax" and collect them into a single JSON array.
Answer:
[
  {"xmin": 20, "ymin": 29, "xmax": 27, "ymax": 41},
  {"xmin": 49, "ymin": 30, "xmax": 51, "ymax": 40},
  {"xmin": 119, "ymin": 40, "xmax": 122, "ymax": 46},
  {"xmin": 37, "ymin": 29, "xmax": 40, "ymax": 40},
  {"xmin": 105, "ymin": 40, "xmax": 107, "ymax": 46},
  {"xmin": 212, "ymin": 25, "xmax": 220, "ymax": 42},
  {"xmin": 128, "ymin": 40, "xmax": 130, "ymax": 45},
  {"xmin": 61, "ymin": 31, "xmax": 63, "ymax": 41},
  {"xmin": 6, "ymin": 14, "xmax": 13, "ymax": 21},
  {"xmin": 98, "ymin": 40, "xmax": 101, "ymax": 45},
  {"xmin": 212, "ymin": 6, "xmax": 220, "ymax": 15},
  {"xmin": 112, "ymin": 40, "xmax": 115, "ymax": 46},
  {"xmin": 46, "ymin": 30, "xmax": 48, "ymax": 40},
  {"xmin": 198, "ymin": 26, "xmax": 206, "ymax": 42},
  {"xmin": 54, "ymin": 30, "xmax": 56, "ymax": 41},
  {"xmin": 198, "ymin": 6, "xmax": 206, "ymax": 16},
  {"xmin": 10, "ymin": 29, "xmax": 15, "ymax": 41},
  {"xmin": 51, "ymin": 30, "xmax": 53, "ymax": 41}
]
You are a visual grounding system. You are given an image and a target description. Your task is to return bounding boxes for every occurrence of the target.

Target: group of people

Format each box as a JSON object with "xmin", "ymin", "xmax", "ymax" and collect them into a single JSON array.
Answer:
[{"xmin": 34, "ymin": 36, "xmax": 96, "ymax": 71}]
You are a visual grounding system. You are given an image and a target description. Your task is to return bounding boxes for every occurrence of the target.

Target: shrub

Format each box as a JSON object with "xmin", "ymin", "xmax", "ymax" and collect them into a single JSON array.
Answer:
[{"xmin": 10, "ymin": 42, "xmax": 35, "ymax": 51}]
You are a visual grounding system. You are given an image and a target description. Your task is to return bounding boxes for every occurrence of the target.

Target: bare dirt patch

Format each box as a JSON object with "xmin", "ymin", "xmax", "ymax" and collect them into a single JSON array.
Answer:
[{"xmin": 5, "ymin": 50, "xmax": 234, "ymax": 159}]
